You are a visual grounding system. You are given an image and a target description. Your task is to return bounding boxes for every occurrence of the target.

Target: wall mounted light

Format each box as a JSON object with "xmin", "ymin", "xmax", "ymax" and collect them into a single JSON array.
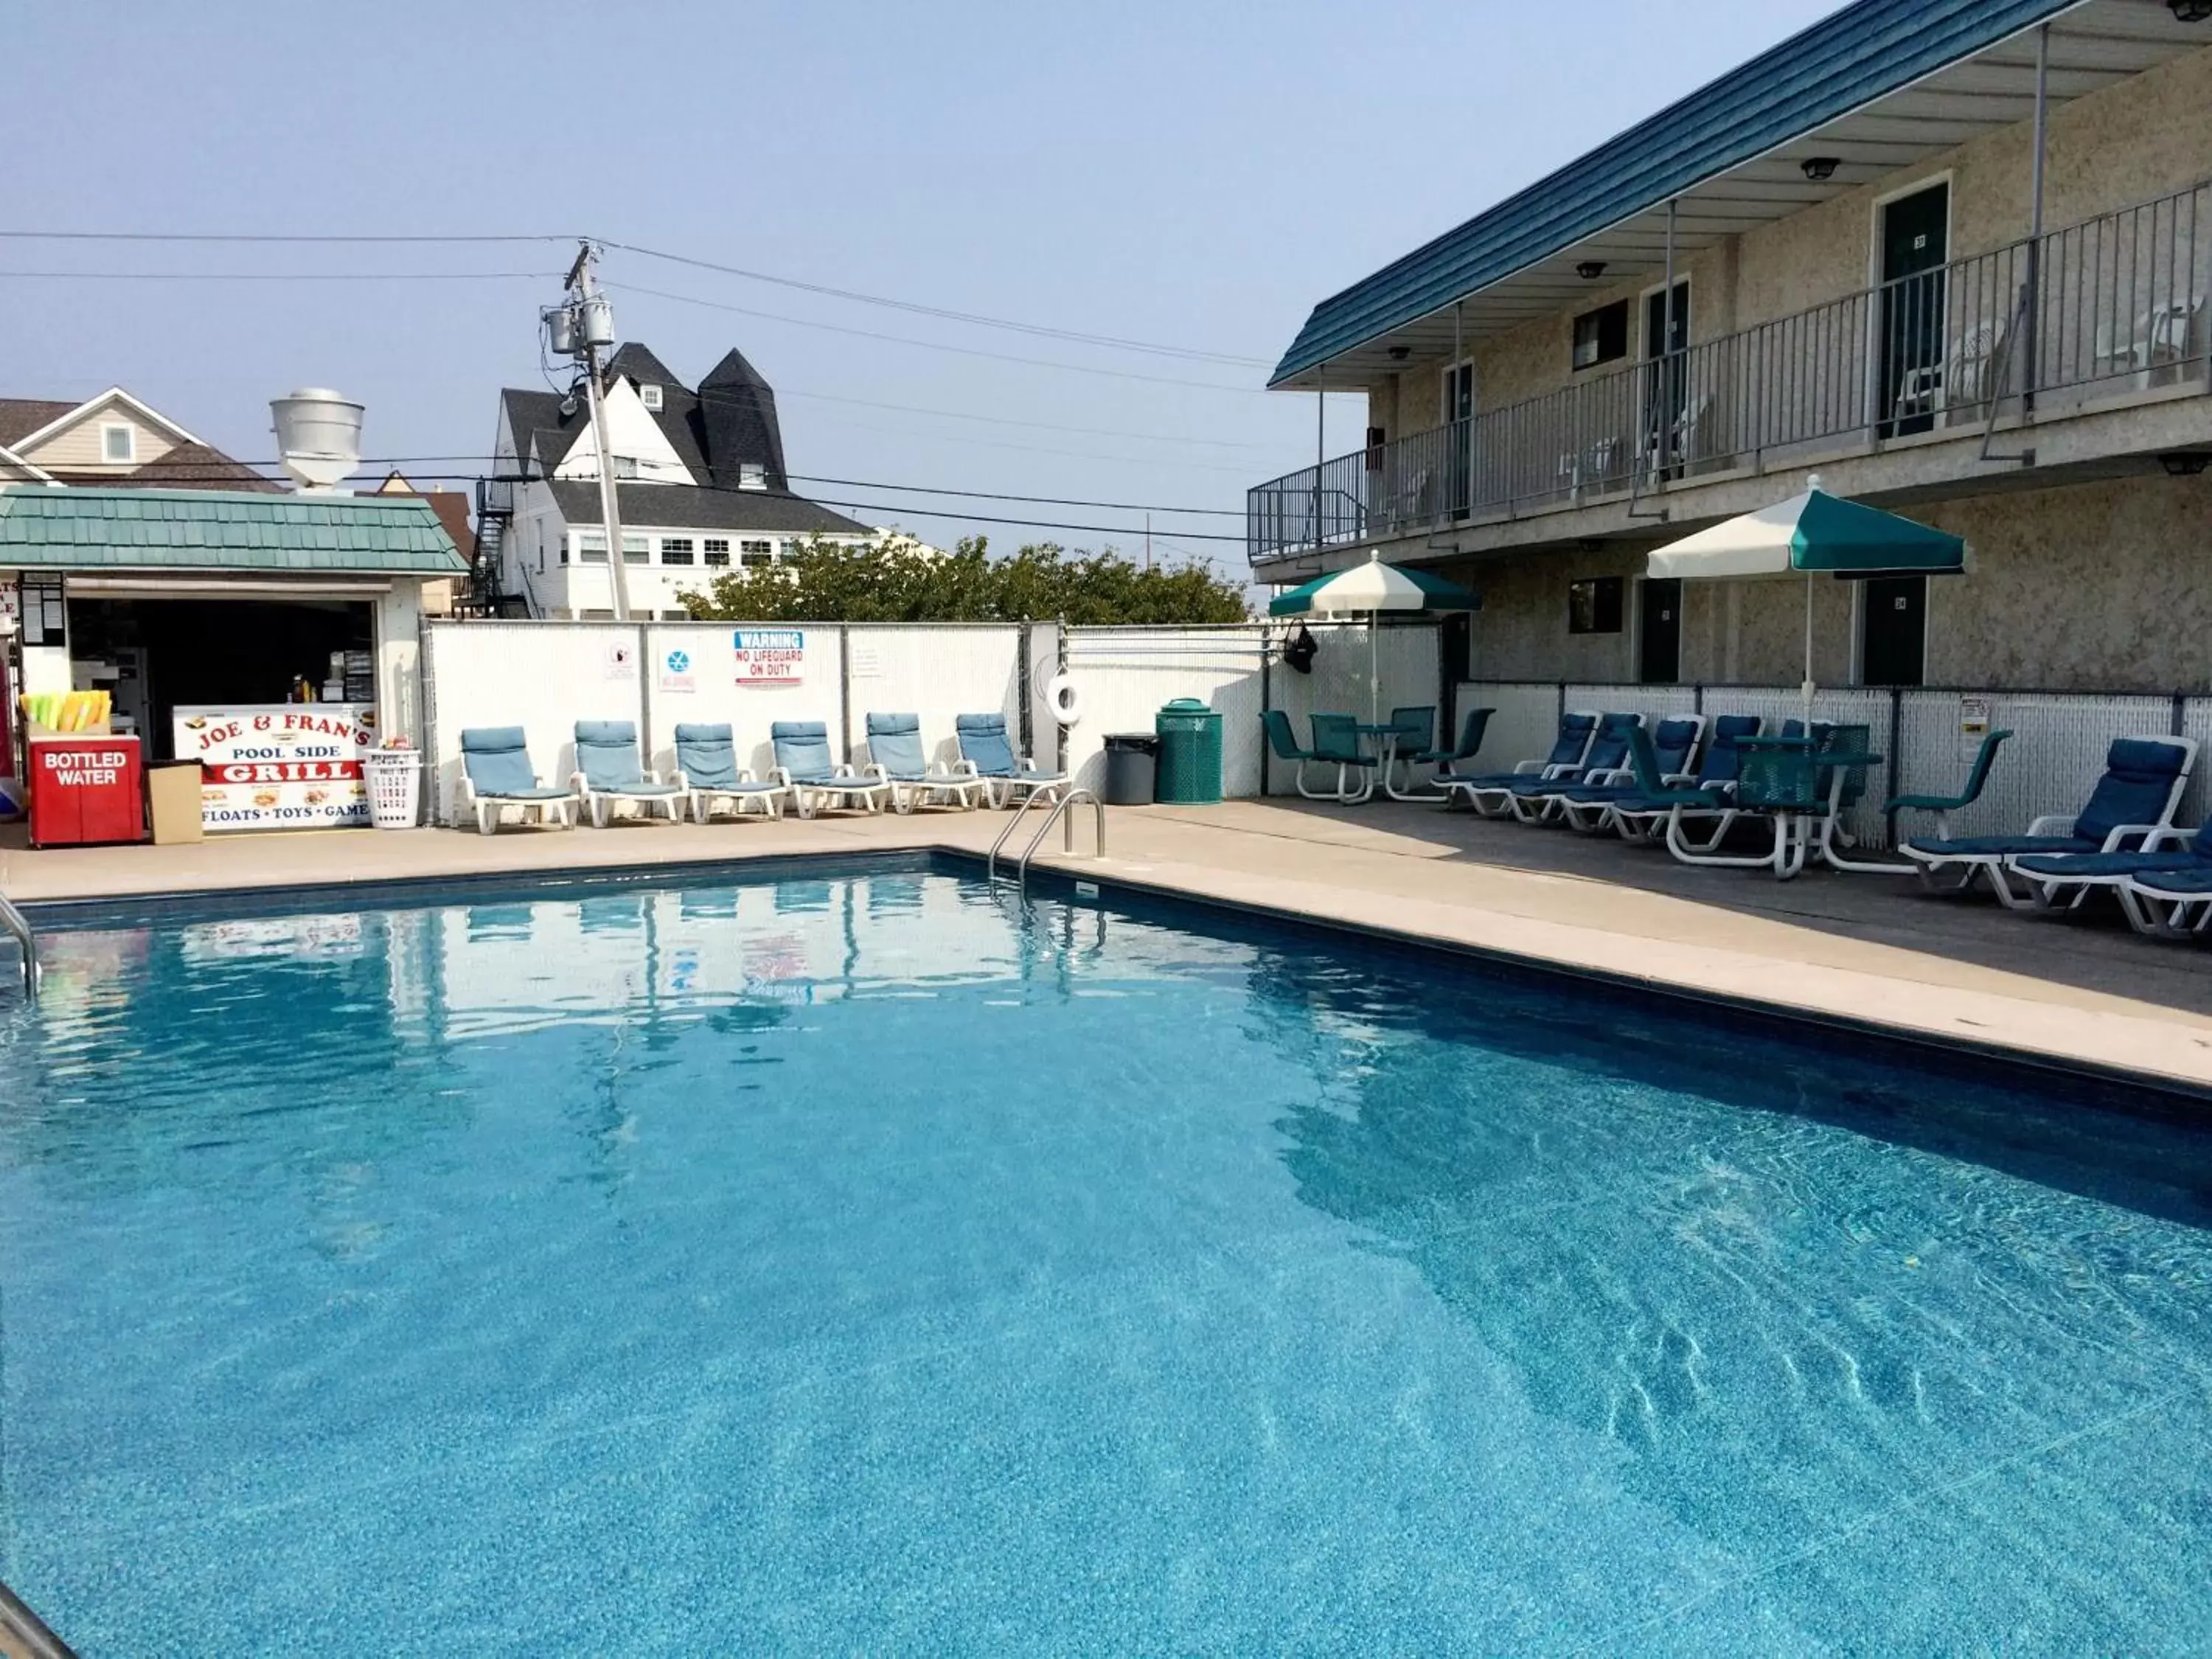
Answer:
[
  {"xmin": 1575, "ymin": 261, "xmax": 1607, "ymax": 280},
  {"xmin": 2159, "ymin": 451, "xmax": 2211, "ymax": 476},
  {"xmin": 2169, "ymin": 0, "xmax": 2212, "ymax": 23},
  {"xmin": 1801, "ymin": 156, "xmax": 1841, "ymax": 182},
  {"xmin": 1388, "ymin": 345, "xmax": 1411, "ymax": 361}
]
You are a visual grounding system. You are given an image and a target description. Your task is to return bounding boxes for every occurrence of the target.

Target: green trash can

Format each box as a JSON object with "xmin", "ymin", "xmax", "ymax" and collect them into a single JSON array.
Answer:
[{"xmin": 1154, "ymin": 698, "xmax": 1224, "ymax": 804}]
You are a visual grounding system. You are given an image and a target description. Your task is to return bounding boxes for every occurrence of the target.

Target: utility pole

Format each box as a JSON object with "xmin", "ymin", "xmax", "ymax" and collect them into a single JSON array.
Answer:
[
  {"xmin": 1145, "ymin": 512, "xmax": 1152, "ymax": 572},
  {"xmin": 565, "ymin": 240, "xmax": 632, "ymax": 621}
]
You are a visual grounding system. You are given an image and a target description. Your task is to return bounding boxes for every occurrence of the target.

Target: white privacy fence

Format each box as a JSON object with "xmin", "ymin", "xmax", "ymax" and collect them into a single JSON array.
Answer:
[
  {"xmin": 1459, "ymin": 679, "xmax": 2208, "ymax": 850},
  {"xmin": 420, "ymin": 618, "xmax": 1447, "ymax": 821},
  {"xmin": 421, "ymin": 621, "xmax": 1028, "ymax": 825},
  {"xmin": 1058, "ymin": 622, "xmax": 1441, "ymax": 797}
]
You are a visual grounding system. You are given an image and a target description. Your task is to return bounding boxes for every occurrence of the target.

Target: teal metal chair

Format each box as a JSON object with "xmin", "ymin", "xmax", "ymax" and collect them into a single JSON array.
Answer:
[
  {"xmin": 1881, "ymin": 728, "xmax": 2011, "ymax": 843},
  {"xmin": 1308, "ymin": 712, "xmax": 1380, "ymax": 804}
]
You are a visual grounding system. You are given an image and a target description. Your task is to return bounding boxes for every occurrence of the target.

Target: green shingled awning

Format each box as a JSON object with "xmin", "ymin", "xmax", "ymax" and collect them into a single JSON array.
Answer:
[{"xmin": 0, "ymin": 487, "xmax": 470, "ymax": 575}]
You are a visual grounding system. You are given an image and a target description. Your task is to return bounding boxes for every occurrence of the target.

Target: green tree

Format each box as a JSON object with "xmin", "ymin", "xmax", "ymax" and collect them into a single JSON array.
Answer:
[{"xmin": 679, "ymin": 534, "xmax": 1248, "ymax": 625}]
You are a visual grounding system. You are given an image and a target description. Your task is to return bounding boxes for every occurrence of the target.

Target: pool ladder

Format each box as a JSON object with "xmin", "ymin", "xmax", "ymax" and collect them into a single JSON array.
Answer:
[
  {"xmin": 986, "ymin": 787, "xmax": 1106, "ymax": 888},
  {"xmin": 0, "ymin": 887, "xmax": 37, "ymax": 998}
]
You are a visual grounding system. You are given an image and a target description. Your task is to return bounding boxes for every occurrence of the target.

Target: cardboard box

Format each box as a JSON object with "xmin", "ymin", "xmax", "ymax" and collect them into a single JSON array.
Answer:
[{"xmin": 146, "ymin": 760, "xmax": 204, "ymax": 845}]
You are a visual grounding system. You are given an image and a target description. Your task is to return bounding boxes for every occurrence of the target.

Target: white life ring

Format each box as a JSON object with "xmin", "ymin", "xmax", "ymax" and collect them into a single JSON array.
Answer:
[{"xmin": 1047, "ymin": 673, "xmax": 1083, "ymax": 727}]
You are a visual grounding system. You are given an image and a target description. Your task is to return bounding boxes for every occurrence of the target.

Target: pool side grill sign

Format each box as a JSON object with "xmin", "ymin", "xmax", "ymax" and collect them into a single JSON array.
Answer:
[
  {"xmin": 173, "ymin": 706, "xmax": 377, "ymax": 832},
  {"xmin": 733, "ymin": 628, "xmax": 804, "ymax": 686}
]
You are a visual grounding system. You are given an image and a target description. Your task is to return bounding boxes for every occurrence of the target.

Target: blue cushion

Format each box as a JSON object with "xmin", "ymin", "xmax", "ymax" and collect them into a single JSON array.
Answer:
[
  {"xmin": 1910, "ymin": 833, "xmax": 2096, "ymax": 859},
  {"xmin": 1543, "ymin": 713, "xmax": 1597, "ymax": 768},
  {"xmin": 956, "ymin": 713, "xmax": 1018, "ymax": 776},
  {"xmin": 674, "ymin": 722, "xmax": 740, "ymax": 790},
  {"xmin": 2011, "ymin": 849, "xmax": 2203, "ymax": 880},
  {"xmin": 865, "ymin": 712, "xmax": 933, "ymax": 779},
  {"xmin": 460, "ymin": 726, "xmax": 541, "ymax": 797},
  {"xmin": 1650, "ymin": 717, "xmax": 1701, "ymax": 774},
  {"xmin": 2131, "ymin": 868, "xmax": 2212, "ymax": 895},
  {"xmin": 772, "ymin": 720, "xmax": 838, "ymax": 782},
  {"xmin": 2075, "ymin": 739, "xmax": 2188, "ymax": 845},
  {"xmin": 574, "ymin": 720, "xmax": 650, "ymax": 791}
]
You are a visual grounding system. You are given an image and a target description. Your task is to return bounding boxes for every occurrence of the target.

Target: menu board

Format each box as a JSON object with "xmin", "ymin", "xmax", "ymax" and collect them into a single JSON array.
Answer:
[{"xmin": 171, "ymin": 704, "xmax": 378, "ymax": 832}]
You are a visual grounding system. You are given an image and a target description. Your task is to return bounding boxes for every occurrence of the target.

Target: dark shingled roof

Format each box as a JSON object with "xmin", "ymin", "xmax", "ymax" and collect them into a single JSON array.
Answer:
[
  {"xmin": 0, "ymin": 400, "xmax": 79, "ymax": 448},
  {"xmin": 501, "ymin": 387, "xmax": 575, "ymax": 474},
  {"xmin": 697, "ymin": 347, "xmax": 787, "ymax": 493},
  {"xmin": 546, "ymin": 479, "xmax": 867, "ymax": 536},
  {"xmin": 52, "ymin": 442, "xmax": 285, "ymax": 493}
]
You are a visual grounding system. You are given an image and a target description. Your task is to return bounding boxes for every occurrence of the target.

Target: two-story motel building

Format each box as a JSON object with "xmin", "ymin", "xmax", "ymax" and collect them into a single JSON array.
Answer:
[{"xmin": 1252, "ymin": 0, "xmax": 2212, "ymax": 694}]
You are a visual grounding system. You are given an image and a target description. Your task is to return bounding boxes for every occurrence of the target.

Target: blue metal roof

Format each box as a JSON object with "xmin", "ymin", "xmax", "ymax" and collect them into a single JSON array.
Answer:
[{"xmin": 1270, "ymin": 0, "xmax": 2076, "ymax": 386}]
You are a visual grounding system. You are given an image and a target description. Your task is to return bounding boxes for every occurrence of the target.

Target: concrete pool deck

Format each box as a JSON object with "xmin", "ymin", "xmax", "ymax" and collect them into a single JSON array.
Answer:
[{"xmin": 4, "ymin": 799, "xmax": 2211, "ymax": 1090}]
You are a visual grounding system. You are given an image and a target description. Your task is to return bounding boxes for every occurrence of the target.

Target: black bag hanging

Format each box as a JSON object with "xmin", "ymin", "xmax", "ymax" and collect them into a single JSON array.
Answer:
[{"xmin": 1281, "ymin": 624, "xmax": 1318, "ymax": 675}]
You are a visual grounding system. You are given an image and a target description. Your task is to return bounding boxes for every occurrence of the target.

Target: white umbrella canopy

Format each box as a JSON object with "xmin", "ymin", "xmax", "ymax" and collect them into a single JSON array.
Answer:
[{"xmin": 1647, "ymin": 475, "xmax": 1965, "ymax": 720}]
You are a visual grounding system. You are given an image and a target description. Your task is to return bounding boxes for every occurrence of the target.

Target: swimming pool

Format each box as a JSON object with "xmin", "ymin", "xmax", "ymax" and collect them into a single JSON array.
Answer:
[{"xmin": 1, "ymin": 859, "xmax": 2208, "ymax": 1654}]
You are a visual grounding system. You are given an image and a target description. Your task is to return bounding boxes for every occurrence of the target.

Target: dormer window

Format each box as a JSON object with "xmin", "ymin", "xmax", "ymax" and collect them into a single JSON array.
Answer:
[
  {"xmin": 639, "ymin": 384, "xmax": 663, "ymax": 411},
  {"xmin": 738, "ymin": 462, "xmax": 767, "ymax": 491},
  {"xmin": 611, "ymin": 456, "xmax": 639, "ymax": 479},
  {"xmin": 101, "ymin": 423, "xmax": 135, "ymax": 464}
]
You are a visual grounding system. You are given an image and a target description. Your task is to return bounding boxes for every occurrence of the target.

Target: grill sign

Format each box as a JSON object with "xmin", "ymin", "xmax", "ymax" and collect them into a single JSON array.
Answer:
[{"xmin": 173, "ymin": 705, "xmax": 377, "ymax": 832}]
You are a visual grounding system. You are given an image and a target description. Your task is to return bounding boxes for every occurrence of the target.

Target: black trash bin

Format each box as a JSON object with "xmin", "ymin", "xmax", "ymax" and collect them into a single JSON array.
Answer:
[{"xmin": 1102, "ymin": 733, "xmax": 1160, "ymax": 804}]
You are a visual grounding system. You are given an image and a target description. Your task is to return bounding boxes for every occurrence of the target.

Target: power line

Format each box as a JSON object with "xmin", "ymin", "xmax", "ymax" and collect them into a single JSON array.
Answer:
[
  {"xmin": 785, "ymin": 473, "xmax": 1241, "ymax": 517},
  {"xmin": 606, "ymin": 281, "xmax": 1272, "ymax": 394},
  {"xmin": 0, "ymin": 230, "xmax": 571, "ymax": 244},
  {"xmin": 0, "ymin": 269, "xmax": 557, "ymax": 282},
  {"xmin": 597, "ymin": 237, "xmax": 1270, "ymax": 367},
  {"xmin": 768, "ymin": 386, "xmax": 1276, "ymax": 451}
]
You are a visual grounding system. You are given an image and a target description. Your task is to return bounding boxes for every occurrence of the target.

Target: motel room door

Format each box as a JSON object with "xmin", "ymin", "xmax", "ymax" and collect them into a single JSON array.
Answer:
[
  {"xmin": 1860, "ymin": 576, "xmax": 1927, "ymax": 687},
  {"xmin": 1879, "ymin": 183, "xmax": 1948, "ymax": 437},
  {"xmin": 1638, "ymin": 578, "xmax": 1681, "ymax": 684}
]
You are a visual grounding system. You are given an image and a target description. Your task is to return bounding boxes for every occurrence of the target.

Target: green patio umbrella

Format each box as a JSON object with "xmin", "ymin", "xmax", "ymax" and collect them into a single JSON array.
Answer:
[
  {"xmin": 1267, "ymin": 551, "xmax": 1481, "ymax": 723},
  {"xmin": 1646, "ymin": 474, "xmax": 1964, "ymax": 720}
]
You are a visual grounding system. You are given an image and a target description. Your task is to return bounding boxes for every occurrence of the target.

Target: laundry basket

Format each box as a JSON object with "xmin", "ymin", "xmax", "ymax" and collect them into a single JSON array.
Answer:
[{"xmin": 362, "ymin": 748, "xmax": 423, "ymax": 830}]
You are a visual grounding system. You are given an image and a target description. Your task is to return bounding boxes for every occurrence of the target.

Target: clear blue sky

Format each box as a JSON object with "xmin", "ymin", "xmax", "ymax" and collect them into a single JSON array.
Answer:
[{"xmin": 2, "ymin": 0, "xmax": 1839, "ymax": 568}]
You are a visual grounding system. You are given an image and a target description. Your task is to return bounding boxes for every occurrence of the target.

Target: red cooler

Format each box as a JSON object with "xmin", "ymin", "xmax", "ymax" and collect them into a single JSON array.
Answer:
[{"xmin": 29, "ymin": 736, "xmax": 147, "ymax": 847}]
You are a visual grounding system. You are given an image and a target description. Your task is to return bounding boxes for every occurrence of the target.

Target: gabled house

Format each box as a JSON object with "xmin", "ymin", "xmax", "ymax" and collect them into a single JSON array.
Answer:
[
  {"xmin": 485, "ymin": 343, "xmax": 871, "ymax": 619},
  {"xmin": 0, "ymin": 388, "xmax": 279, "ymax": 493},
  {"xmin": 1251, "ymin": 0, "xmax": 2212, "ymax": 694}
]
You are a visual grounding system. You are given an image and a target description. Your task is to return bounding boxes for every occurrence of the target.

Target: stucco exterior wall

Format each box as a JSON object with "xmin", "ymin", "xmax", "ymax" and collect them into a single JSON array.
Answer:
[{"xmin": 1440, "ymin": 472, "xmax": 2212, "ymax": 693}]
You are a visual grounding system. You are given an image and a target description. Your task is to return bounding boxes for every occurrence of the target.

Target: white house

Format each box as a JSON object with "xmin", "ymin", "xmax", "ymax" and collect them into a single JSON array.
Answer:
[{"xmin": 485, "ymin": 344, "xmax": 872, "ymax": 619}]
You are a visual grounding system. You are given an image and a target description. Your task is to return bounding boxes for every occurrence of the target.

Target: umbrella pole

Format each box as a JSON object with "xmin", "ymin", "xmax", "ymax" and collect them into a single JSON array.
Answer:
[{"xmin": 1801, "ymin": 572, "xmax": 1816, "ymax": 727}]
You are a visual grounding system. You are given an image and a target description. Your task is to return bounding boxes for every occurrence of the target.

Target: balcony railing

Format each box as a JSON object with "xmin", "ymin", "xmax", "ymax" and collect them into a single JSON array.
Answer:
[{"xmin": 1249, "ymin": 179, "xmax": 2212, "ymax": 563}]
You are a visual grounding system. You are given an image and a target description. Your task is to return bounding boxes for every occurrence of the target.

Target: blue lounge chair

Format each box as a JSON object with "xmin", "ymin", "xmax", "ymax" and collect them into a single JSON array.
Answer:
[
  {"xmin": 953, "ymin": 713, "xmax": 1067, "ymax": 808},
  {"xmin": 456, "ymin": 726, "xmax": 577, "ymax": 835},
  {"xmin": 1882, "ymin": 728, "xmax": 2012, "ymax": 844},
  {"xmin": 1445, "ymin": 709, "xmax": 1600, "ymax": 815},
  {"xmin": 865, "ymin": 712, "xmax": 982, "ymax": 811},
  {"xmin": 1502, "ymin": 711, "xmax": 1646, "ymax": 824},
  {"xmin": 2121, "ymin": 864, "xmax": 2212, "ymax": 939},
  {"xmin": 1899, "ymin": 734, "xmax": 2197, "ymax": 908},
  {"xmin": 1551, "ymin": 715, "xmax": 1705, "ymax": 832},
  {"xmin": 1665, "ymin": 720, "xmax": 1865, "ymax": 879},
  {"xmin": 1610, "ymin": 714, "xmax": 1761, "ymax": 844},
  {"xmin": 672, "ymin": 723, "xmax": 788, "ymax": 823},
  {"xmin": 772, "ymin": 721, "xmax": 892, "ymax": 817},
  {"xmin": 572, "ymin": 720, "xmax": 686, "ymax": 827},
  {"xmin": 2008, "ymin": 824, "xmax": 2210, "ymax": 922}
]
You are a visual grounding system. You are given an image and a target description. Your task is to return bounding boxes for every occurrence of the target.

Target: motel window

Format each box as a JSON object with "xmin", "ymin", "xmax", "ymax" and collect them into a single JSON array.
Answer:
[
  {"xmin": 101, "ymin": 423, "xmax": 136, "ymax": 463},
  {"xmin": 702, "ymin": 538, "xmax": 731, "ymax": 566},
  {"xmin": 661, "ymin": 537, "xmax": 695, "ymax": 566},
  {"xmin": 661, "ymin": 608, "xmax": 689, "ymax": 621},
  {"xmin": 1571, "ymin": 300, "xmax": 1630, "ymax": 372},
  {"xmin": 1568, "ymin": 576, "xmax": 1624, "ymax": 634},
  {"xmin": 622, "ymin": 533, "xmax": 650, "ymax": 564},
  {"xmin": 581, "ymin": 608, "xmax": 616, "ymax": 620},
  {"xmin": 577, "ymin": 531, "xmax": 608, "ymax": 563},
  {"xmin": 740, "ymin": 538, "xmax": 773, "ymax": 568},
  {"xmin": 639, "ymin": 383, "xmax": 664, "ymax": 411},
  {"xmin": 737, "ymin": 462, "xmax": 768, "ymax": 490}
]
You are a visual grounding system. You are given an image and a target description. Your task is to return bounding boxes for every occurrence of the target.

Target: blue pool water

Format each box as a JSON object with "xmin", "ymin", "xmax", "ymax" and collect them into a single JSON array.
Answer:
[{"xmin": 1, "ymin": 863, "xmax": 2210, "ymax": 1655}]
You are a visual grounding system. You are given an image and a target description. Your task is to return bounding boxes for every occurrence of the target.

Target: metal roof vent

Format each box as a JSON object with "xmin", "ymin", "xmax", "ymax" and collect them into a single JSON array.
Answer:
[{"xmin": 270, "ymin": 387, "xmax": 364, "ymax": 493}]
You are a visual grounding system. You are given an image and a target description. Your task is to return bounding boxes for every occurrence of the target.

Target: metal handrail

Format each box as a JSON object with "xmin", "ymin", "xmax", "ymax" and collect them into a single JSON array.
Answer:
[
  {"xmin": 985, "ymin": 787, "xmax": 1107, "ymax": 886},
  {"xmin": 1017, "ymin": 787, "xmax": 1105, "ymax": 886},
  {"xmin": 0, "ymin": 889, "xmax": 38, "ymax": 998}
]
